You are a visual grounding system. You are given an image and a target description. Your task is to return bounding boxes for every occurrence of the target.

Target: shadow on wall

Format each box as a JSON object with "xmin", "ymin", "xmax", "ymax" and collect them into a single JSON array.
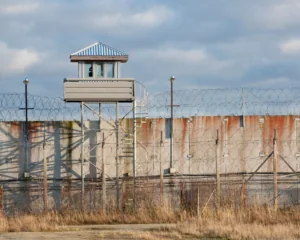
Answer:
[{"xmin": 0, "ymin": 121, "xmax": 101, "ymax": 213}]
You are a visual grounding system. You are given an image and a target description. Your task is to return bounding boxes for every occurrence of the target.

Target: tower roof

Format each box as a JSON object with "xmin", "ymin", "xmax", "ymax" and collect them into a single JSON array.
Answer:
[{"xmin": 70, "ymin": 42, "xmax": 128, "ymax": 62}]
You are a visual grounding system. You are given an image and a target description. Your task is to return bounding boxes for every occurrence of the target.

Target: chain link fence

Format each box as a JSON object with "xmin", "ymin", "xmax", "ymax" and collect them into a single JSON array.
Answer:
[{"xmin": 0, "ymin": 88, "xmax": 300, "ymax": 215}]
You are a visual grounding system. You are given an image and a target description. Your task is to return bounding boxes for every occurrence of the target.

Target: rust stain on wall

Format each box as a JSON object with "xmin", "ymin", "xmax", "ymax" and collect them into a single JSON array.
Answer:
[
  {"xmin": 29, "ymin": 122, "xmax": 41, "ymax": 143},
  {"xmin": 266, "ymin": 116, "xmax": 274, "ymax": 171},
  {"xmin": 288, "ymin": 115, "xmax": 295, "ymax": 140},
  {"xmin": 11, "ymin": 122, "xmax": 20, "ymax": 140},
  {"xmin": 2, "ymin": 115, "xmax": 300, "ymax": 182},
  {"xmin": 227, "ymin": 116, "xmax": 238, "ymax": 139}
]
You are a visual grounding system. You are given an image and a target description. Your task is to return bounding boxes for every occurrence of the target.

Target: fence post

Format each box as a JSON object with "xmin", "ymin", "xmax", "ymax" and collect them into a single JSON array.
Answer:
[
  {"xmin": 132, "ymin": 99, "xmax": 137, "ymax": 211},
  {"xmin": 188, "ymin": 118, "xmax": 192, "ymax": 210},
  {"xmin": 216, "ymin": 129, "xmax": 220, "ymax": 209},
  {"xmin": 43, "ymin": 124, "xmax": 48, "ymax": 212},
  {"xmin": 151, "ymin": 120, "xmax": 155, "ymax": 176},
  {"xmin": 115, "ymin": 103, "xmax": 120, "ymax": 211},
  {"xmin": 102, "ymin": 132, "xmax": 106, "ymax": 213},
  {"xmin": 0, "ymin": 185, "xmax": 3, "ymax": 214},
  {"xmin": 61, "ymin": 185, "xmax": 64, "ymax": 210},
  {"xmin": 197, "ymin": 187, "xmax": 200, "ymax": 220},
  {"xmin": 160, "ymin": 131, "xmax": 164, "ymax": 206},
  {"xmin": 241, "ymin": 179, "xmax": 246, "ymax": 208},
  {"xmin": 80, "ymin": 102, "xmax": 85, "ymax": 211},
  {"xmin": 273, "ymin": 128, "xmax": 278, "ymax": 211}
]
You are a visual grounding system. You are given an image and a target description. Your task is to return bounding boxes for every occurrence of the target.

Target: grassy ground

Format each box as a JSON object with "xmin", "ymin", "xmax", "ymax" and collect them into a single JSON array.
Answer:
[
  {"xmin": 177, "ymin": 206, "xmax": 300, "ymax": 240},
  {"xmin": 1, "ymin": 205, "xmax": 300, "ymax": 239}
]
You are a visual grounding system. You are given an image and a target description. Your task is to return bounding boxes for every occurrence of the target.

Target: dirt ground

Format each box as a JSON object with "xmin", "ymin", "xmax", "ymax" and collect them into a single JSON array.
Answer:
[{"xmin": 0, "ymin": 224, "xmax": 201, "ymax": 240}]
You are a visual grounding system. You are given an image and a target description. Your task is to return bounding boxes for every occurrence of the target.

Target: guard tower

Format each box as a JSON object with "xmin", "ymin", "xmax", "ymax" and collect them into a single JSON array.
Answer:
[
  {"xmin": 64, "ymin": 42, "xmax": 134, "ymax": 102},
  {"xmin": 63, "ymin": 42, "xmax": 146, "ymax": 209}
]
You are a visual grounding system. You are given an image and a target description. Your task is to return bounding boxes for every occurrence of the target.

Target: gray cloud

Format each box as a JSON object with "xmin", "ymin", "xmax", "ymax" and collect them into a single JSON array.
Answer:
[{"xmin": 1, "ymin": 0, "xmax": 300, "ymax": 97}]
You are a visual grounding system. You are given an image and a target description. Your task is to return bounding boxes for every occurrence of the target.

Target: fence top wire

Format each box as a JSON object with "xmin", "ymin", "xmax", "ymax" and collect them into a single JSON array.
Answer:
[{"xmin": 0, "ymin": 88, "xmax": 300, "ymax": 121}]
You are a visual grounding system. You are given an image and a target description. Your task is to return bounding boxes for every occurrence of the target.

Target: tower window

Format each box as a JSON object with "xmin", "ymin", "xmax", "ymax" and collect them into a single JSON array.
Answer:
[
  {"xmin": 83, "ymin": 62, "xmax": 115, "ymax": 78},
  {"xmin": 106, "ymin": 63, "xmax": 114, "ymax": 78},
  {"xmin": 84, "ymin": 63, "xmax": 93, "ymax": 78},
  {"xmin": 89, "ymin": 66, "xmax": 93, "ymax": 77},
  {"xmin": 95, "ymin": 63, "xmax": 104, "ymax": 77}
]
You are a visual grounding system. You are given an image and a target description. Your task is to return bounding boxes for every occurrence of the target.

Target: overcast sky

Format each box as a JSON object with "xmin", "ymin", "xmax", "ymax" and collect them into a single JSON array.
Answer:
[{"xmin": 1, "ymin": 0, "xmax": 300, "ymax": 97}]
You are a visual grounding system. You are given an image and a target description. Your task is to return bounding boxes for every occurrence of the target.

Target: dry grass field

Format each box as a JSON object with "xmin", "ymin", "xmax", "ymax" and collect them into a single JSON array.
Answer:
[{"xmin": 1, "ymin": 204, "xmax": 300, "ymax": 239}]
